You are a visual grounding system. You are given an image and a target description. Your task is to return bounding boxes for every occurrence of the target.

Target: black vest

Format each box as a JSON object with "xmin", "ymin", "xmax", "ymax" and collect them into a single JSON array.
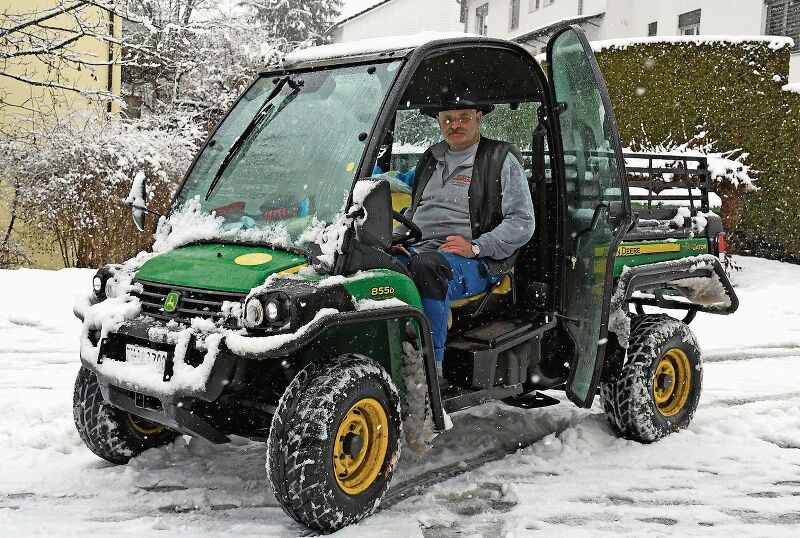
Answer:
[{"xmin": 410, "ymin": 137, "xmax": 524, "ymax": 274}]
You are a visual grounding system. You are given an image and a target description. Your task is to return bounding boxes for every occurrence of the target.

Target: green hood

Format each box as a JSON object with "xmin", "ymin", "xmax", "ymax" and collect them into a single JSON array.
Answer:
[{"xmin": 135, "ymin": 243, "xmax": 307, "ymax": 293}]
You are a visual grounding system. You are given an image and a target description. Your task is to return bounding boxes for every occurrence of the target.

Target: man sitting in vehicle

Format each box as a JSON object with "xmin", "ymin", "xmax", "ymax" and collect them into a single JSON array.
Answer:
[{"xmin": 393, "ymin": 81, "xmax": 535, "ymax": 382}]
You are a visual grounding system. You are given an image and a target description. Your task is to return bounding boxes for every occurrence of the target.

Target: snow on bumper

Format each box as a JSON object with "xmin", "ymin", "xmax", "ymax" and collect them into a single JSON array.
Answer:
[{"xmin": 78, "ymin": 291, "xmax": 342, "ymax": 399}]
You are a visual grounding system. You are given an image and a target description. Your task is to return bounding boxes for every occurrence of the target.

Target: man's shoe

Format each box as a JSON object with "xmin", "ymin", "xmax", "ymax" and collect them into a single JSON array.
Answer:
[{"xmin": 437, "ymin": 374, "xmax": 451, "ymax": 391}]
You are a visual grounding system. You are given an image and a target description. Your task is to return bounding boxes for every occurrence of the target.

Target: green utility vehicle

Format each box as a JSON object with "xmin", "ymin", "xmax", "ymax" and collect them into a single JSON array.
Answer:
[{"xmin": 73, "ymin": 27, "xmax": 738, "ymax": 531}]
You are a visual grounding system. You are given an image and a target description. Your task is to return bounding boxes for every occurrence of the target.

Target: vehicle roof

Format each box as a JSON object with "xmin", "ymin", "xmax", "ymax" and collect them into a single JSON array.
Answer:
[{"xmin": 282, "ymin": 31, "xmax": 506, "ymax": 68}]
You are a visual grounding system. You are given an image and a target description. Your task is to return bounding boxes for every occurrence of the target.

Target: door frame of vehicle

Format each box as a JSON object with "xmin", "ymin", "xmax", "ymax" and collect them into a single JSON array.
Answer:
[{"xmin": 546, "ymin": 25, "xmax": 633, "ymax": 407}]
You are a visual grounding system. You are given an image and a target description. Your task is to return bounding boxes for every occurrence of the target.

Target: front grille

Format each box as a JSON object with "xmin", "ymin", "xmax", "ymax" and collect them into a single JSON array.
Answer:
[{"xmin": 132, "ymin": 280, "xmax": 244, "ymax": 327}]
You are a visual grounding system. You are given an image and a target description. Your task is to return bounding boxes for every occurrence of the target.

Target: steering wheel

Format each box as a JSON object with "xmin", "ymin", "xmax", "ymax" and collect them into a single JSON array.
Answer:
[{"xmin": 391, "ymin": 210, "xmax": 422, "ymax": 246}]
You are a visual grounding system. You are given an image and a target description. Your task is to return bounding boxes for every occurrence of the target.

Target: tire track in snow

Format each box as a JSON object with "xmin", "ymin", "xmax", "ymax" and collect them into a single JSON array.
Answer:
[
  {"xmin": 704, "ymin": 391, "xmax": 800, "ymax": 409},
  {"xmin": 379, "ymin": 424, "xmax": 566, "ymax": 512},
  {"xmin": 704, "ymin": 345, "xmax": 800, "ymax": 363}
]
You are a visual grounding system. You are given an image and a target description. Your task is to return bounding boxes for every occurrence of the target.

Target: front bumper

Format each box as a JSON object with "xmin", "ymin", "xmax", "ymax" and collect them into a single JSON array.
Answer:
[
  {"xmin": 82, "ymin": 318, "xmax": 237, "ymax": 402},
  {"xmin": 81, "ymin": 318, "xmax": 242, "ymax": 443},
  {"xmin": 100, "ymin": 383, "xmax": 231, "ymax": 443}
]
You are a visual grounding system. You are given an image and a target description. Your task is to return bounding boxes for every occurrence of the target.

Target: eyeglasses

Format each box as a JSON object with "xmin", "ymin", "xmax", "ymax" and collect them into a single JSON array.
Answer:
[{"xmin": 439, "ymin": 114, "xmax": 477, "ymax": 126}]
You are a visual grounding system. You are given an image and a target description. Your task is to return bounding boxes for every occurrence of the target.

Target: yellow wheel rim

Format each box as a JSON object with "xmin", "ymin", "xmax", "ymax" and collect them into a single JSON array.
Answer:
[
  {"xmin": 653, "ymin": 348, "xmax": 692, "ymax": 417},
  {"xmin": 127, "ymin": 413, "xmax": 165, "ymax": 436},
  {"xmin": 333, "ymin": 397, "xmax": 389, "ymax": 495}
]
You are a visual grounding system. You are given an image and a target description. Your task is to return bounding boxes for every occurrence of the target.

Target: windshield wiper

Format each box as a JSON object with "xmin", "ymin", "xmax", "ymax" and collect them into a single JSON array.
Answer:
[{"xmin": 204, "ymin": 76, "xmax": 301, "ymax": 201}]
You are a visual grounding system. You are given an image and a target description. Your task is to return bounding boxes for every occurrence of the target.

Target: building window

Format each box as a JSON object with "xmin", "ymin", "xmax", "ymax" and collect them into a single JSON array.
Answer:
[
  {"xmin": 678, "ymin": 9, "xmax": 701, "ymax": 35},
  {"xmin": 476, "ymin": 4, "xmax": 489, "ymax": 35},
  {"xmin": 648, "ymin": 21, "xmax": 658, "ymax": 36},
  {"xmin": 510, "ymin": 0, "xmax": 520, "ymax": 30},
  {"xmin": 766, "ymin": 0, "xmax": 800, "ymax": 51},
  {"xmin": 529, "ymin": 0, "xmax": 540, "ymax": 12}
]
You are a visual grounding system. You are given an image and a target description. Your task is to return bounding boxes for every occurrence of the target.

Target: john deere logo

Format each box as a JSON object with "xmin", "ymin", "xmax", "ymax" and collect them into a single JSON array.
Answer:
[{"xmin": 164, "ymin": 291, "xmax": 181, "ymax": 313}]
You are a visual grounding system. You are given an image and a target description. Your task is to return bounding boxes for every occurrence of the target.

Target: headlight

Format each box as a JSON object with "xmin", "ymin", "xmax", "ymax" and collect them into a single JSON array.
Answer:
[
  {"xmin": 244, "ymin": 297, "xmax": 265, "ymax": 328},
  {"xmin": 92, "ymin": 267, "xmax": 113, "ymax": 301},
  {"xmin": 265, "ymin": 299, "xmax": 281, "ymax": 322}
]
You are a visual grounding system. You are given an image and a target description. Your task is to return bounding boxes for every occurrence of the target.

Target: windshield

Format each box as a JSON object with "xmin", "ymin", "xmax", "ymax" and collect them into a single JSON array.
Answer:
[{"xmin": 175, "ymin": 60, "xmax": 402, "ymax": 245}]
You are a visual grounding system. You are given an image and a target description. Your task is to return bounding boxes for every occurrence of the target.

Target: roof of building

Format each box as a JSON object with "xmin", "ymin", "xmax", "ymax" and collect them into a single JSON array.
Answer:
[
  {"xmin": 332, "ymin": 0, "xmax": 393, "ymax": 28},
  {"xmin": 509, "ymin": 12, "xmax": 605, "ymax": 44}
]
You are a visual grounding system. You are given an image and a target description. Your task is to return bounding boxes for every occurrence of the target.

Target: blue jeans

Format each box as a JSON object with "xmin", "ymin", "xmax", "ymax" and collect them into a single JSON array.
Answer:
[{"xmin": 396, "ymin": 250, "xmax": 497, "ymax": 372}]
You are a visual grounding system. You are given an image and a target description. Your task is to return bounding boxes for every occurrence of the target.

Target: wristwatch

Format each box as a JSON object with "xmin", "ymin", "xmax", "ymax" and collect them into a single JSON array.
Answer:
[{"xmin": 471, "ymin": 242, "xmax": 481, "ymax": 257}]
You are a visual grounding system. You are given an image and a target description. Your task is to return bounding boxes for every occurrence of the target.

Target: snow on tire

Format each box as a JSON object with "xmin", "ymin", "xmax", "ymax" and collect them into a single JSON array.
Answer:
[
  {"xmin": 73, "ymin": 366, "xmax": 178, "ymax": 464},
  {"xmin": 600, "ymin": 314, "xmax": 702, "ymax": 443},
  {"xmin": 267, "ymin": 354, "xmax": 402, "ymax": 532}
]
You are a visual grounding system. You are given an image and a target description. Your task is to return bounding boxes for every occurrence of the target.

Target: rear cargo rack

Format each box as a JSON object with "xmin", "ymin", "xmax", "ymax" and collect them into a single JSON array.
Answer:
[{"xmin": 623, "ymin": 152, "xmax": 711, "ymax": 215}]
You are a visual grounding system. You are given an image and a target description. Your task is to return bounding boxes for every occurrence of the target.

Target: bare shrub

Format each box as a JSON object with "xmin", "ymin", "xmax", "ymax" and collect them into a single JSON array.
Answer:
[{"xmin": 2, "ymin": 116, "xmax": 200, "ymax": 267}]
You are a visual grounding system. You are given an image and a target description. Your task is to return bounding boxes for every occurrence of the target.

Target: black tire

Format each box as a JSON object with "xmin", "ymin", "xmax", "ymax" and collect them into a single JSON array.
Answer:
[
  {"xmin": 267, "ymin": 355, "xmax": 402, "ymax": 532},
  {"xmin": 600, "ymin": 314, "xmax": 702, "ymax": 443},
  {"xmin": 73, "ymin": 366, "xmax": 178, "ymax": 464}
]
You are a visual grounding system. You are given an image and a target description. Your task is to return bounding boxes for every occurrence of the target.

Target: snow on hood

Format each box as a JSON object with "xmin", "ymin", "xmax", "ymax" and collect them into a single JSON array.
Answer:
[
  {"xmin": 151, "ymin": 197, "xmax": 293, "ymax": 254},
  {"xmin": 284, "ymin": 31, "xmax": 479, "ymax": 65}
]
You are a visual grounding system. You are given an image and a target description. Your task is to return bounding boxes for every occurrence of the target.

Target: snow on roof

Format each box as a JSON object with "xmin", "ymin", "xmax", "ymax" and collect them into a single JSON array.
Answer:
[
  {"xmin": 783, "ymin": 82, "xmax": 800, "ymax": 94},
  {"xmin": 591, "ymin": 35, "xmax": 795, "ymax": 53},
  {"xmin": 334, "ymin": 0, "xmax": 392, "ymax": 25},
  {"xmin": 509, "ymin": 12, "xmax": 605, "ymax": 44},
  {"xmin": 284, "ymin": 31, "xmax": 474, "ymax": 65}
]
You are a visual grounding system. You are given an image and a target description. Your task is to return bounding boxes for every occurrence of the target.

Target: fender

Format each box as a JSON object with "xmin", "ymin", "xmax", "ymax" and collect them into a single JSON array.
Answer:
[
  {"xmin": 260, "ymin": 306, "xmax": 446, "ymax": 432},
  {"xmin": 610, "ymin": 254, "xmax": 739, "ymax": 317}
]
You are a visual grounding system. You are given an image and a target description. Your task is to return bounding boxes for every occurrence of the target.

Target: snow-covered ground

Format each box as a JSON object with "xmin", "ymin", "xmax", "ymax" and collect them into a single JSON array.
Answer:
[{"xmin": 1, "ymin": 257, "xmax": 799, "ymax": 536}]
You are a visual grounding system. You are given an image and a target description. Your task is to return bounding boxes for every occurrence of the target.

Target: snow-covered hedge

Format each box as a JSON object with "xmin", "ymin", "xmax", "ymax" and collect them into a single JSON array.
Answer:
[{"xmin": 595, "ymin": 37, "xmax": 800, "ymax": 261}]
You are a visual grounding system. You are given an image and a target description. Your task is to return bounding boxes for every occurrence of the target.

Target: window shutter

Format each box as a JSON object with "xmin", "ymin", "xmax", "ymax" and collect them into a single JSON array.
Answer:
[
  {"xmin": 788, "ymin": 1, "xmax": 800, "ymax": 49},
  {"xmin": 678, "ymin": 9, "xmax": 701, "ymax": 28},
  {"xmin": 767, "ymin": 2, "xmax": 787, "ymax": 35},
  {"xmin": 766, "ymin": 1, "xmax": 800, "ymax": 50},
  {"xmin": 510, "ymin": 0, "xmax": 520, "ymax": 29}
]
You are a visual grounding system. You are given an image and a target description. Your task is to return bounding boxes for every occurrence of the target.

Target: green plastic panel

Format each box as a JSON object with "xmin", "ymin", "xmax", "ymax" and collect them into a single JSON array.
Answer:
[
  {"xmin": 607, "ymin": 238, "xmax": 709, "ymax": 277},
  {"xmin": 340, "ymin": 269, "xmax": 423, "ymax": 310},
  {"xmin": 135, "ymin": 243, "xmax": 306, "ymax": 293}
]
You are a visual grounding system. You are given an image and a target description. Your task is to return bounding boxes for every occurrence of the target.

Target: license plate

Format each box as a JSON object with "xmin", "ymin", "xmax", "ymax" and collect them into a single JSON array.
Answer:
[{"xmin": 125, "ymin": 344, "xmax": 168, "ymax": 367}]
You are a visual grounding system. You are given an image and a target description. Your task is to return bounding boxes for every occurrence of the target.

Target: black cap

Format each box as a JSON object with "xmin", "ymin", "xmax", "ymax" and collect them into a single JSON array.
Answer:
[{"xmin": 421, "ymin": 80, "xmax": 495, "ymax": 117}]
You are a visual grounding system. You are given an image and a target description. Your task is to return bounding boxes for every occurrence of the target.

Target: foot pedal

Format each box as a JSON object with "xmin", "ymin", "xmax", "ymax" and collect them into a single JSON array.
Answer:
[{"xmin": 502, "ymin": 391, "xmax": 560, "ymax": 409}]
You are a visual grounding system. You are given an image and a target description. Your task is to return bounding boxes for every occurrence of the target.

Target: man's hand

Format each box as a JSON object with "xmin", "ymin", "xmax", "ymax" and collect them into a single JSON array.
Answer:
[
  {"xmin": 390, "ymin": 245, "xmax": 411, "ymax": 257},
  {"xmin": 438, "ymin": 235, "xmax": 475, "ymax": 258}
]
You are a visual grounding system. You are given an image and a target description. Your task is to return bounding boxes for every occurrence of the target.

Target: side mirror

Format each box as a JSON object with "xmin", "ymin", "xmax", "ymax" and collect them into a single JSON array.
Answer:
[
  {"xmin": 124, "ymin": 172, "xmax": 147, "ymax": 232},
  {"xmin": 352, "ymin": 179, "xmax": 392, "ymax": 250}
]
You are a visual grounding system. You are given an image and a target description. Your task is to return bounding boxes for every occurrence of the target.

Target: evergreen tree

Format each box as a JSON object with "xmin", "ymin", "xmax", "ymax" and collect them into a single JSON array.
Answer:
[{"xmin": 241, "ymin": 0, "xmax": 343, "ymax": 48}]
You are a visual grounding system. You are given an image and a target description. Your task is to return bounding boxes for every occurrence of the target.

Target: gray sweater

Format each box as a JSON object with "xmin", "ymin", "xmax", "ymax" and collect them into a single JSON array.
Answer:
[{"xmin": 398, "ymin": 138, "xmax": 535, "ymax": 260}]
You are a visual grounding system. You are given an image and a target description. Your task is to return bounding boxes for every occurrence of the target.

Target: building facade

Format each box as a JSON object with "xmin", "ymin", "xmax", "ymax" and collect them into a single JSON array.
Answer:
[
  {"xmin": 464, "ymin": 0, "xmax": 799, "ymax": 80},
  {"xmin": 0, "ymin": 0, "xmax": 122, "ymax": 268},
  {"xmin": 0, "ymin": 0, "xmax": 122, "ymax": 134}
]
